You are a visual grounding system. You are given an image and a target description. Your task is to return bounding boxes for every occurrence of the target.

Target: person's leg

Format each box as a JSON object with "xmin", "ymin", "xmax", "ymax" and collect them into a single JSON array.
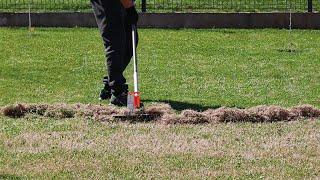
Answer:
[{"xmin": 91, "ymin": 0, "xmax": 128, "ymax": 98}]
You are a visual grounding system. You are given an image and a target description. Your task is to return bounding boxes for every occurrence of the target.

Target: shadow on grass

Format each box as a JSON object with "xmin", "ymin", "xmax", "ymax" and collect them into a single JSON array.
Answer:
[
  {"xmin": 276, "ymin": 42, "xmax": 302, "ymax": 53},
  {"xmin": 217, "ymin": 29, "xmax": 237, "ymax": 34},
  {"xmin": 144, "ymin": 99, "xmax": 244, "ymax": 111},
  {"xmin": 276, "ymin": 48, "xmax": 301, "ymax": 53}
]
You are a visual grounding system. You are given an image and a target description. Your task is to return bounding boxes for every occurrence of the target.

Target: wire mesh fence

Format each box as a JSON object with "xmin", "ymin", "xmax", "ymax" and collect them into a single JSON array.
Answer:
[
  {"xmin": 0, "ymin": 0, "xmax": 91, "ymax": 12},
  {"xmin": 0, "ymin": 0, "xmax": 319, "ymax": 12}
]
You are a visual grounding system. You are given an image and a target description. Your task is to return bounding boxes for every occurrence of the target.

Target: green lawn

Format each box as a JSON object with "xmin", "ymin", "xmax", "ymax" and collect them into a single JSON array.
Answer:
[
  {"xmin": 1, "ymin": 28, "xmax": 319, "ymax": 108},
  {"xmin": 0, "ymin": 28, "xmax": 319, "ymax": 178}
]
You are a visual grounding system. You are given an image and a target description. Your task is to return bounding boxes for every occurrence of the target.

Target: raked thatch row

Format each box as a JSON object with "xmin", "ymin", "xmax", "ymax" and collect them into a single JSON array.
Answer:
[{"xmin": 1, "ymin": 103, "xmax": 320, "ymax": 124}]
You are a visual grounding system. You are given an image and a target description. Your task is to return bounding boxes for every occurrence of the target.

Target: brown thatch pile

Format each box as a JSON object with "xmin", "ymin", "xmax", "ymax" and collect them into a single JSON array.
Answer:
[
  {"xmin": 1, "ymin": 103, "xmax": 319, "ymax": 124},
  {"xmin": 1, "ymin": 103, "xmax": 127, "ymax": 121}
]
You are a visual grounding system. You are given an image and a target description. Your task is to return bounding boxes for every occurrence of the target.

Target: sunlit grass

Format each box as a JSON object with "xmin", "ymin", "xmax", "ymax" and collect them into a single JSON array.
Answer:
[
  {"xmin": 0, "ymin": 28, "xmax": 319, "ymax": 178},
  {"xmin": 0, "ymin": 28, "xmax": 319, "ymax": 108}
]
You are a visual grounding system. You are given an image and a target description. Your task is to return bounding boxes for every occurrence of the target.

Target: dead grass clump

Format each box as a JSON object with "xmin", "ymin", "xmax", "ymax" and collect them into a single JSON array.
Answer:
[
  {"xmin": 92, "ymin": 105, "xmax": 123, "ymax": 121},
  {"xmin": 75, "ymin": 104, "xmax": 129, "ymax": 121},
  {"xmin": 290, "ymin": 105, "xmax": 320, "ymax": 119},
  {"xmin": 73, "ymin": 104, "xmax": 97, "ymax": 117},
  {"xmin": 73, "ymin": 103, "xmax": 127, "ymax": 121},
  {"xmin": 44, "ymin": 104, "xmax": 76, "ymax": 119},
  {"xmin": 204, "ymin": 108, "xmax": 248, "ymax": 123},
  {"xmin": 26, "ymin": 104, "xmax": 49, "ymax": 116},
  {"xmin": 1, "ymin": 103, "xmax": 319, "ymax": 123},
  {"xmin": 159, "ymin": 113, "xmax": 181, "ymax": 124},
  {"xmin": 248, "ymin": 105, "xmax": 291, "ymax": 122},
  {"xmin": 145, "ymin": 103, "xmax": 174, "ymax": 116},
  {"xmin": 159, "ymin": 109, "xmax": 208, "ymax": 124},
  {"xmin": 179, "ymin": 110, "xmax": 208, "ymax": 124},
  {"xmin": 2, "ymin": 104, "xmax": 27, "ymax": 118}
]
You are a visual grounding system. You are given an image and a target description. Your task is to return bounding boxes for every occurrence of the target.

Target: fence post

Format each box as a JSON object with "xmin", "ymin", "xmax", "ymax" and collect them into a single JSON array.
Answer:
[
  {"xmin": 308, "ymin": 0, "xmax": 313, "ymax": 12},
  {"xmin": 141, "ymin": 0, "xmax": 146, "ymax": 12}
]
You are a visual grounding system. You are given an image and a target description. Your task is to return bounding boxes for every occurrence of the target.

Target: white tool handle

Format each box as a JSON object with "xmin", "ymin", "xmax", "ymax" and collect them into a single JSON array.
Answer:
[{"xmin": 132, "ymin": 25, "xmax": 139, "ymax": 93}]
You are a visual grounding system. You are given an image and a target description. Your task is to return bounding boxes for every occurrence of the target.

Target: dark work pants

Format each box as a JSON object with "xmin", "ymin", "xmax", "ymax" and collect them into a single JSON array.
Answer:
[{"xmin": 90, "ymin": 0, "xmax": 138, "ymax": 94}]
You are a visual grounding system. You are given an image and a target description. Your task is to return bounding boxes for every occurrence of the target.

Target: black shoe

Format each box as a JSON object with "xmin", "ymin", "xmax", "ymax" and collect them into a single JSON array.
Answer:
[
  {"xmin": 99, "ymin": 88, "xmax": 111, "ymax": 100},
  {"xmin": 99, "ymin": 77, "xmax": 112, "ymax": 100},
  {"xmin": 110, "ymin": 91, "xmax": 128, "ymax": 107},
  {"xmin": 110, "ymin": 84, "xmax": 128, "ymax": 106}
]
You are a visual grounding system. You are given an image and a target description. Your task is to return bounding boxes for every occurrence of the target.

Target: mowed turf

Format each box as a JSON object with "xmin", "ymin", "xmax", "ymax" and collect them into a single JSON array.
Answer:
[
  {"xmin": 0, "ymin": 28, "xmax": 320, "ymax": 178},
  {"xmin": 0, "ymin": 28, "xmax": 319, "ymax": 108}
]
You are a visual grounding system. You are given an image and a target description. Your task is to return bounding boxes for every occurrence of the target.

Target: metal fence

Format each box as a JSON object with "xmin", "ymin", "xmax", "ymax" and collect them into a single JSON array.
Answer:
[
  {"xmin": 0, "ymin": 0, "xmax": 91, "ymax": 12},
  {"xmin": 139, "ymin": 0, "xmax": 318, "ymax": 12},
  {"xmin": 0, "ymin": 0, "xmax": 319, "ymax": 12}
]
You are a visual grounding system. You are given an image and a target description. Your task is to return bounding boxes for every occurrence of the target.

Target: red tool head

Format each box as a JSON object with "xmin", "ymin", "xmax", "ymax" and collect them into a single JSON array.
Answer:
[
  {"xmin": 133, "ymin": 92, "xmax": 141, "ymax": 109},
  {"xmin": 128, "ymin": 92, "xmax": 141, "ymax": 111}
]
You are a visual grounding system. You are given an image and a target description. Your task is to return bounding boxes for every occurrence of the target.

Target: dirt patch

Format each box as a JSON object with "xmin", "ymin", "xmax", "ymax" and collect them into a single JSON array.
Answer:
[{"xmin": 1, "ymin": 103, "xmax": 319, "ymax": 124}]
